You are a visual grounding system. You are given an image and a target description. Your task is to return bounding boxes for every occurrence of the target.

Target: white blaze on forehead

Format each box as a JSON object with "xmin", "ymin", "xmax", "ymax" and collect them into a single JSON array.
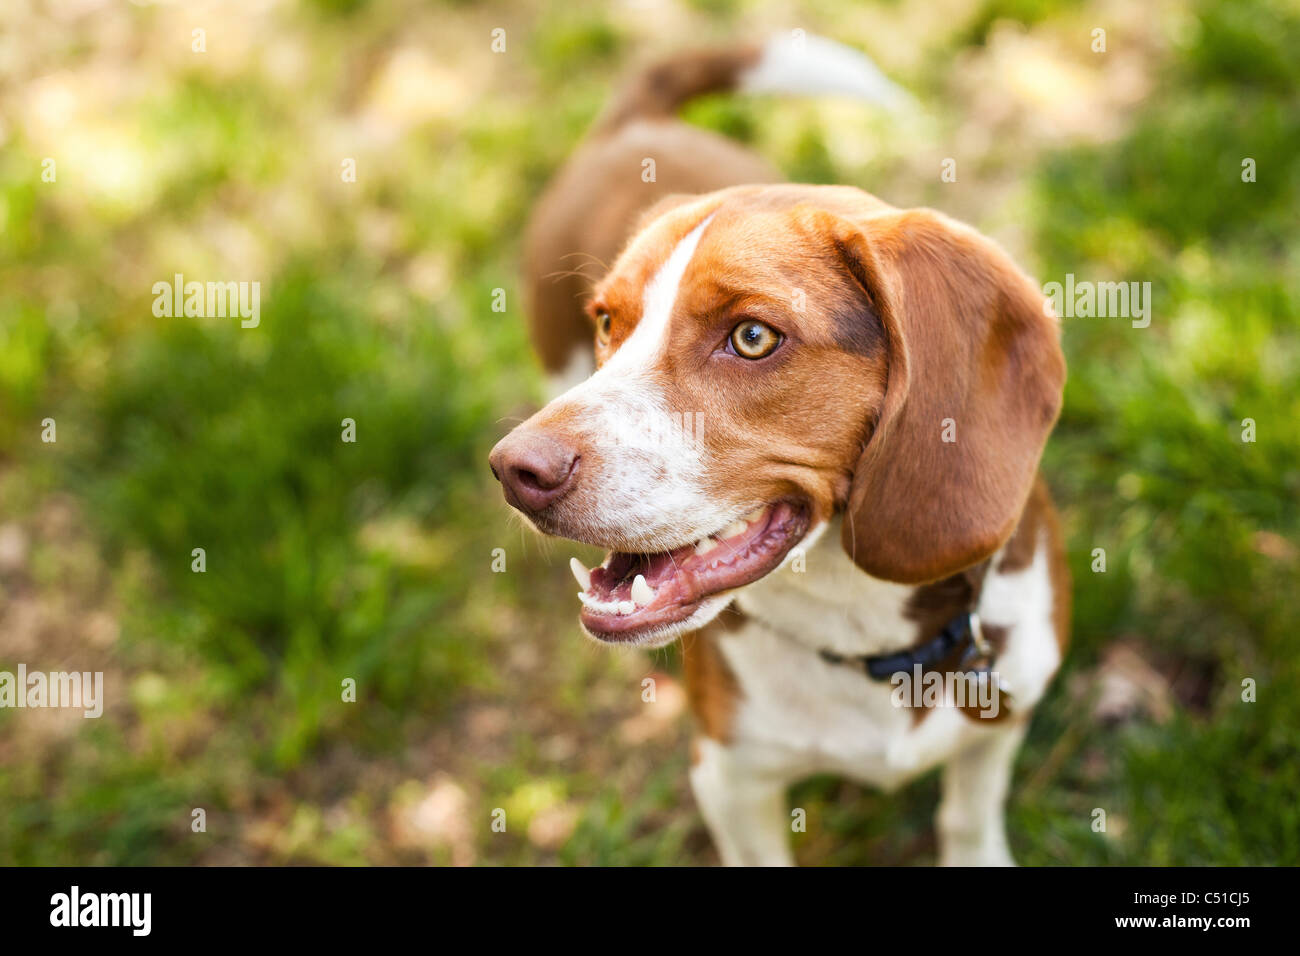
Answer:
[
  {"xmin": 600, "ymin": 211, "xmax": 716, "ymax": 376},
  {"xmin": 539, "ymin": 210, "xmax": 731, "ymax": 549}
]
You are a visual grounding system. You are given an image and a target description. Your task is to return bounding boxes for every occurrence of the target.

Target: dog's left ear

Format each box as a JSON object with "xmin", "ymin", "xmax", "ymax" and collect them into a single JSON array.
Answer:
[{"xmin": 828, "ymin": 208, "xmax": 1066, "ymax": 584}]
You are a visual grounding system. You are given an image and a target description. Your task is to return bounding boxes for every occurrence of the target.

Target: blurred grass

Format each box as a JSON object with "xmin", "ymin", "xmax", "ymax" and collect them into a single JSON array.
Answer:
[
  {"xmin": 0, "ymin": 0, "xmax": 1297, "ymax": 865},
  {"xmin": 1024, "ymin": 0, "xmax": 1300, "ymax": 865}
]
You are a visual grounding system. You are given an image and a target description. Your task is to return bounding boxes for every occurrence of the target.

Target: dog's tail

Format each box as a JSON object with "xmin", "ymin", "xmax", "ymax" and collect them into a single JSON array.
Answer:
[{"xmin": 592, "ymin": 33, "xmax": 911, "ymax": 136}]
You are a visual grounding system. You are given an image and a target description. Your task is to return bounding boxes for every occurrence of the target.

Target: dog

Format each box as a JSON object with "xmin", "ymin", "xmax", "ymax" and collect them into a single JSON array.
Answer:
[{"xmin": 491, "ymin": 35, "xmax": 1069, "ymax": 866}]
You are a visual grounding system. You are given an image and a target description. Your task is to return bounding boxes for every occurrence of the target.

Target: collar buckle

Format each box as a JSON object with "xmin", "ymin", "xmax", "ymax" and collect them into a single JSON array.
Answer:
[{"xmin": 968, "ymin": 611, "xmax": 990, "ymax": 657}]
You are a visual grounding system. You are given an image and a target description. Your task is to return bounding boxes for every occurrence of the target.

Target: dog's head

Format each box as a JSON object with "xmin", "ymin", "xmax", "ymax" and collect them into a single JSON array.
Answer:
[{"xmin": 490, "ymin": 184, "xmax": 1065, "ymax": 647}]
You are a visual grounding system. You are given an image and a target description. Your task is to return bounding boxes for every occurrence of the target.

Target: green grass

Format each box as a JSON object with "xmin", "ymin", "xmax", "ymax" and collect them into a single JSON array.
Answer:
[
  {"xmin": 0, "ymin": 0, "xmax": 1296, "ymax": 865},
  {"xmin": 1015, "ymin": 0, "xmax": 1300, "ymax": 866}
]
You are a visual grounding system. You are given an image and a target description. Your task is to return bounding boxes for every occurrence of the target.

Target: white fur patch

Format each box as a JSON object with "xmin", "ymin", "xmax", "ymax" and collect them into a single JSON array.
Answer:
[
  {"xmin": 545, "ymin": 347, "xmax": 595, "ymax": 400},
  {"xmin": 603, "ymin": 212, "xmax": 715, "ymax": 376},
  {"xmin": 542, "ymin": 213, "xmax": 737, "ymax": 552},
  {"xmin": 739, "ymin": 33, "xmax": 913, "ymax": 111},
  {"xmin": 718, "ymin": 519, "xmax": 1063, "ymax": 795},
  {"xmin": 737, "ymin": 516, "xmax": 916, "ymax": 657},
  {"xmin": 976, "ymin": 530, "xmax": 1060, "ymax": 708}
]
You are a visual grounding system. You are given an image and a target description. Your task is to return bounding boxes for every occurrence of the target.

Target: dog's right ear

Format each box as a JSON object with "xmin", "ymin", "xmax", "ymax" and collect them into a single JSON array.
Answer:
[{"xmin": 826, "ymin": 209, "xmax": 1066, "ymax": 585}]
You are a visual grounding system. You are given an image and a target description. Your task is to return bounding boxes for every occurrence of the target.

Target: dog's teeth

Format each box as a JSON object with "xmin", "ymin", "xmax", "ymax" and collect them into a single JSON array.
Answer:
[
  {"xmin": 569, "ymin": 557, "xmax": 591, "ymax": 591},
  {"xmin": 744, "ymin": 507, "xmax": 765, "ymax": 523},
  {"xmin": 616, "ymin": 600, "xmax": 636, "ymax": 615},
  {"xmin": 720, "ymin": 520, "xmax": 747, "ymax": 539},
  {"xmin": 694, "ymin": 537, "xmax": 718, "ymax": 556},
  {"xmin": 630, "ymin": 574, "xmax": 655, "ymax": 606},
  {"xmin": 579, "ymin": 592, "xmax": 619, "ymax": 613}
]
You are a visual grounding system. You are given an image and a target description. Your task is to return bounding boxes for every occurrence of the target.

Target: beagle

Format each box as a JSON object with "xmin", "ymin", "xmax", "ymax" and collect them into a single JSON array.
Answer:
[{"xmin": 491, "ymin": 37, "xmax": 1069, "ymax": 866}]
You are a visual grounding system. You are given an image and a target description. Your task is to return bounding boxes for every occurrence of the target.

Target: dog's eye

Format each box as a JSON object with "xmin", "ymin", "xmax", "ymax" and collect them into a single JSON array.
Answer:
[
  {"xmin": 594, "ymin": 309, "xmax": 612, "ymax": 346},
  {"xmin": 729, "ymin": 320, "xmax": 782, "ymax": 359}
]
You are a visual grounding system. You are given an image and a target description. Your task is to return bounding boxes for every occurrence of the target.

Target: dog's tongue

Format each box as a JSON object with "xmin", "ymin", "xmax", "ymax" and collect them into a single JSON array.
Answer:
[{"xmin": 572, "ymin": 501, "xmax": 809, "ymax": 641}]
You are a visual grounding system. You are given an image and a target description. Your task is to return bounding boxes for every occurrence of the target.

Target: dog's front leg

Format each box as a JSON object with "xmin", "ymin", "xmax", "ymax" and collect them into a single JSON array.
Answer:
[
  {"xmin": 935, "ymin": 722, "xmax": 1028, "ymax": 866},
  {"xmin": 689, "ymin": 737, "xmax": 795, "ymax": 866}
]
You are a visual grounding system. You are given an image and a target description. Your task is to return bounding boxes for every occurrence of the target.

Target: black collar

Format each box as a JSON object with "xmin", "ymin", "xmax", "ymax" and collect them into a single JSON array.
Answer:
[{"xmin": 818, "ymin": 611, "xmax": 994, "ymax": 683}]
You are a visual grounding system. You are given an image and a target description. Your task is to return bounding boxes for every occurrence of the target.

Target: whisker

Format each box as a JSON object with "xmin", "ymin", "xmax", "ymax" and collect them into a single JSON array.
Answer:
[
  {"xmin": 558, "ymin": 251, "xmax": 611, "ymax": 271},
  {"xmin": 543, "ymin": 267, "xmax": 601, "ymax": 282}
]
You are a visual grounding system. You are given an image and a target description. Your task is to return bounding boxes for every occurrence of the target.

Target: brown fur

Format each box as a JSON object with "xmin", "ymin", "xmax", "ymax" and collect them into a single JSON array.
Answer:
[
  {"xmin": 523, "ymin": 48, "xmax": 778, "ymax": 374},
  {"xmin": 513, "ymin": 52, "xmax": 1070, "ymax": 753},
  {"xmin": 904, "ymin": 476, "xmax": 1071, "ymax": 724},
  {"xmin": 998, "ymin": 476, "xmax": 1072, "ymax": 654},
  {"xmin": 832, "ymin": 209, "xmax": 1067, "ymax": 585},
  {"xmin": 682, "ymin": 610, "xmax": 746, "ymax": 744},
  {"xmin": 591, "ymin": 46, "xmax": 762, "ymax": 135},
  {"xmin": 1042, "ymin": 486, "xmax": 1073, "ymax": 655},
  {"xmin": 575, "ymin": 188, "xmax": 893, "ymax": 536},
  {"xmin": 569, "ymin": 185, "xmax": 1065, "ymax": 579}
]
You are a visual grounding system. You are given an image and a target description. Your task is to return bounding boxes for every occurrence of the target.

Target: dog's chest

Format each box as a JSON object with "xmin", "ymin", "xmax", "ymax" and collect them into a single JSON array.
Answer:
[
  {"xmin": 738, "ymin": 522, "xmax": 921, "ymax": 657},
  {"xmin": 720, "ymin": 519, "xmax": 1056, "ymax": 789}
]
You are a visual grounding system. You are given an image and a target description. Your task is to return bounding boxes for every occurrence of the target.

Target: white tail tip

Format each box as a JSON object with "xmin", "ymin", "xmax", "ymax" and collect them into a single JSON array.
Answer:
[{"xmin": 739, "ymin": 33, "xmax": 914, "ymax": 112}]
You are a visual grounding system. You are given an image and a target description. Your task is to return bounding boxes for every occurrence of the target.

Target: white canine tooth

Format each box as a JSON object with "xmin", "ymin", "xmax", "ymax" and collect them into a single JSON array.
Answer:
[
  {"xmin": 694, "ymin": 537, "xmax": 718, "ymax": 556},
  {"xmin": 630, "ymin": 574, "xmax": 655, "ymax": 606},
  {"xmin": 569, "ymin": 557, "xmax": 591, "ymax": 591},
  {"xmin": 721, "ymin": 520, "xmax": 747, "ymax": 539},
  {"xmin": 743, "ymin": 507, "xmax": 765, "ymax": 523},
  {"xmin": 616, "ymin": 600, "xmax": 636, "ymax": 615}
]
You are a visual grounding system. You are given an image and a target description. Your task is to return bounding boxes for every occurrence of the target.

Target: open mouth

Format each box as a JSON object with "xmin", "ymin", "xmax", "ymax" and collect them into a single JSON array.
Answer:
[{"xmin": 570, "ymin": 500, "xmax": 810, "ymax": 644}]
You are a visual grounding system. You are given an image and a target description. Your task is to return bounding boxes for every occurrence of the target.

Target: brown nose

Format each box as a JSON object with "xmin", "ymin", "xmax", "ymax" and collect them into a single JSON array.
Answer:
[{"xmin": 489, "ymin": 430, "xmax": 580, "ymax": 515}]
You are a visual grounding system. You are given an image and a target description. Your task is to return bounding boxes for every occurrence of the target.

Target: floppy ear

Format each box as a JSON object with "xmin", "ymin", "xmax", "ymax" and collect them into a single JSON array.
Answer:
[{"xmin": 832, "ymin": 209, "xmax": 1066, "ymax": 584}]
